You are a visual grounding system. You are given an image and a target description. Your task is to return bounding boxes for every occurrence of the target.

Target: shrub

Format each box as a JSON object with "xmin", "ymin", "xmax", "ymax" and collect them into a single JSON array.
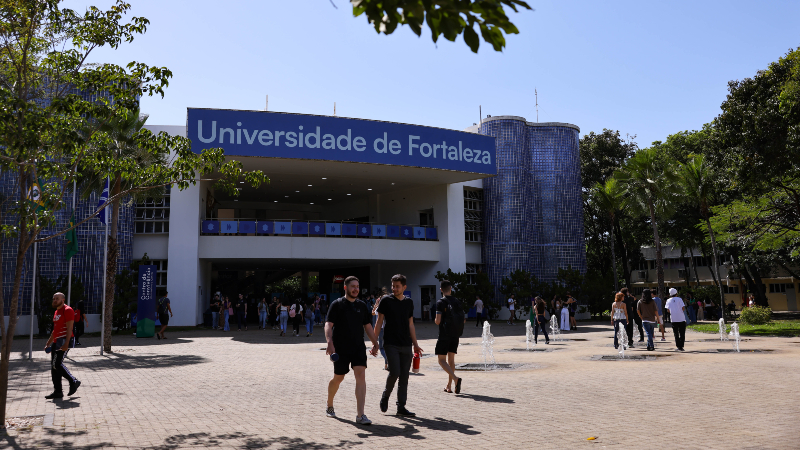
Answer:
[{"xmin": 738, "ymin": 305, "xmax": 772, "ymax": 325}]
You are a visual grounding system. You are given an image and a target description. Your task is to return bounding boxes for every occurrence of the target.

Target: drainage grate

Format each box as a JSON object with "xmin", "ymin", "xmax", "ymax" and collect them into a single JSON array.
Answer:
[
  {"xmin": 591, "ymin": 355, "xmax": 669, "ymax": 361},
  {"xmin": 455, "ymin": 363, "xmax": 518, "ymax": 371},
  {"xmin": 507, "ymin": 348, "xmax": 557, "ymax": 352},
  {"xmin": 711, "ymin": 349, "xmax": 770, "ymax": 353}
]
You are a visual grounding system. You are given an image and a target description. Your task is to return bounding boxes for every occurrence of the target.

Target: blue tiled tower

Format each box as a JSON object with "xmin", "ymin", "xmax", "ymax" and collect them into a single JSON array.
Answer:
[{"xmin": 481, "ymin": 116, "xmax": 586, "ymax": 300}]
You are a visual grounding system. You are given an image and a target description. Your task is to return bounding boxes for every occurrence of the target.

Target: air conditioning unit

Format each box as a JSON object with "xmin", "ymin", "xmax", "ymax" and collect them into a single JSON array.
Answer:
[
  {"xmin": 637, "ymin": 271, "xmax": 647, "ymax": 280},
  {"xmin": 678, "ymin": 269, "xmax": 688, "ymax": 279}
]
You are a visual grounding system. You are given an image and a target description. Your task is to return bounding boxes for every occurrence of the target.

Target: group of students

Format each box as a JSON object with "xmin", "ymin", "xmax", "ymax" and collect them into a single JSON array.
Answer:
[
  {"xmin": 210, "ymin": 294, "xmax": 328, "ymax": 336},
  {"xmin": 611, "ymin": 287, "xmax": 689, "ymax": 351},
  {"xmin": 324, "ymin": 274, "xmax": 466, "ymax": 426}
]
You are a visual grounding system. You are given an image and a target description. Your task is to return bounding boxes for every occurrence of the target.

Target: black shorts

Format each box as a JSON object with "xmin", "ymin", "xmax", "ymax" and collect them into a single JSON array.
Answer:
[
  {"xmin": 333, "ymin": 352, "xmax": 367, "ymax": 375},
  {"xmin": 568, "ymin": 311, "xmax": 575, "ymax": 318},
  {"xmin": 159, "ymin": 314, "xmax": 170, "ymax": 326},
  {"xmin": 435, "ymin": 337, "xmax": 459, "ymax": 356}
]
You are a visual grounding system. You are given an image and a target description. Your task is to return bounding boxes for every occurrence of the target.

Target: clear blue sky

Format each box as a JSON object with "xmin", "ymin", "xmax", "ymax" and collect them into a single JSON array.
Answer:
[{"xmin": 71, "ymin": 0, "xmax": 800, "ymax": 148}]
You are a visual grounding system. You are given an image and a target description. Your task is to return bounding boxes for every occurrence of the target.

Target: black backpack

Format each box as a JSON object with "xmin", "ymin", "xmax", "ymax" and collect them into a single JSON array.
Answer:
[
  {"xmin": 442, "ymin": 296, "xmax": 465, "ymax": 339},
  {"xmin": 157, "ymin": 297, "xmax": 168, "ymax": 315}
]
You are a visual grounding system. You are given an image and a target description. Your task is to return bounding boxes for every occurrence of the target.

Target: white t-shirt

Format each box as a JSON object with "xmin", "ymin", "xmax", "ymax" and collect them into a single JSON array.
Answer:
[
  {"xmin": 665, "ymin": 297, "xmax": 687, "ymax": 323},
  {"xmin": 474, "ymin": 299, "xmax": 484, "ymax": 312},
  {"xmin": 508, "ymin": 298, "xmax": 515, "ymax": 310}
]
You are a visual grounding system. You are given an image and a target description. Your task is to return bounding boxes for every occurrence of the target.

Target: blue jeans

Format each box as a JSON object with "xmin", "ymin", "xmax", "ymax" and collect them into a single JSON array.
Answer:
[
  {"xmin": 211, "ymin": 312, "xmax": 218, "ymax": 329},
  {"xmin": 643, "ymin": 321, "xmax": 655, "ymax": 348},
  {"xmin": 379, "ymin": 328, "xmax": 387, "ymax": 364},
  {"xmin": 613, "ymin": 319, "xmax": 627, "ymax": 348},
  {"xmin": 306, "ymin": 317, "xmax": 314, "ymax": 334},
  {"xmin": 259, "ymin": 311, "xmax": 267, "ymax": 328},
  {"xmin": 279, "ymin": 311, "xmax": 289, "ymax": 333},
  {"xmin": 223, "ymin": 310, "xmax": 230, "ymax": 331}
]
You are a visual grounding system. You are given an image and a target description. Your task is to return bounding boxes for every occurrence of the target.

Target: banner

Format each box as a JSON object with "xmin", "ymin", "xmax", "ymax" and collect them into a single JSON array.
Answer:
[
  {"xmin": 136, "ymin": 265, "xmax": 158, "ymax": 338},
  {"xmin": 97, "ymin": 178, "xmax": 109, "ymax": 225}
]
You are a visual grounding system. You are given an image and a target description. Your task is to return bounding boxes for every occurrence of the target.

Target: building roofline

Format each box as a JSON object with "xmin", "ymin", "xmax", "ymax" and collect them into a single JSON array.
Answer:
[{"xmin": 480, "ymin": 116, "xmax": 580, "ymax": 132}]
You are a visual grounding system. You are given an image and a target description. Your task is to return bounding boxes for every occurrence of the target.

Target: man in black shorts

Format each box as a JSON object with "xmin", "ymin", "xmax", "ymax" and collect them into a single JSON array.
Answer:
[
  {"xmin": 374, "ymin": 274, "xmax": 423, "ymax": 417},
  {"xmin": 434, "ymin": 280, "xmax": 465, "ymax": 394},
  {"xmin": 325, "ymin": 276, "xmax": 379, "ymax": 425}
]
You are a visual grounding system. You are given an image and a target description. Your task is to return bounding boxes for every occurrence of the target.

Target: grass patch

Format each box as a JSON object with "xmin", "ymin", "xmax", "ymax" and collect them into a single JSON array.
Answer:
[{"xmin": 688, "ymin": 320, "xmax": 800, "ymax": 337}]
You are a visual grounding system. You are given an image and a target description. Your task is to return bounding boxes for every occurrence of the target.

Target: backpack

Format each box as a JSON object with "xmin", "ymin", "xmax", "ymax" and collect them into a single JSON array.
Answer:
[
  {"xmin": 289, "ymin": 305, "xmax": 297, "ymax": 318},
  {"xmin": 442, "ymin": 296, "xmax": 465, "ymax": 339},
  {"xmin": 157, "ymin": 297, "xmax": 168, "ymax": 315}
]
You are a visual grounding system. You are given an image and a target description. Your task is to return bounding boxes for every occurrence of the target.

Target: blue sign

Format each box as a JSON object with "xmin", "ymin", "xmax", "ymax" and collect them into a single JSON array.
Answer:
[
  {"xmin": 136, "ymin": 265, "xmax": 158, "ymax": 338},
  {"xmin": 387, "ymin": 225, "xmax": 400, "ymax": 238},
  {"xmin": 327, "ymin": 223, "xmax": 341, "ymax": 235},
  {"xmin": 187, "ymin": 108, "xmax": 496, "ymax": 175},
  {"xmin": 357, "ymin": 224, "xmax": 371, "ymax": 237},
  {"xmin": 310, "ymin": 222, "xmax": 324, "ymax": 235},
  {"xmin": 413, "ymin": 227, "xmax": 425, "ymax": 239},
  {"xmin": 275, "ymin": 222, "xmax": 291, "ymax": 234},
  {"xmin": 372, "ymin": 224, "xmax": 386, "ymax": 237},
  {"xmin": 220, "ymin": 221, "xmax": 237, "ymax": 233},
  {"xmin": 293, "ymin": 222, "xmax": 309, "ymax": 235},
  {"xmin": 202, "ymin": 220, "xmax": 219, "ymax": 233},
  {"xmin": 239, "ymin": 221, "xmax": 256, "ymax": 234},
  {"xmin": 400, "ymin": 226, "xmax": 413, "ymax": 239},
  {"xmin": 257, "ymin": 221, "xmax": 273, "ymax": 234}
]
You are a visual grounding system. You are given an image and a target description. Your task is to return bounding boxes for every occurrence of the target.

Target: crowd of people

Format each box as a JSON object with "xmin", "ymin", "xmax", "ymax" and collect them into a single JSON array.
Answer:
[
  {"xmin": 611, "ymin": 287, "xmax": 690, "ymax": 351},
  {"xmin": 209, "ymin": 293, "xmax": 330, "ymax": 336}
]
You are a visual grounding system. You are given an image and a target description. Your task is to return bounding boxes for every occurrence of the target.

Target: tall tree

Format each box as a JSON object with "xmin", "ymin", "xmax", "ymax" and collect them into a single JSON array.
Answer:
[
  {"xmin": 590, "ymin": 178, "xmax": 624, "ymax": 291},
  {"xmin": 614, "ymin": 148, "xmax": 680, "ymax": 299},
  {"xmin": 679, "ymin": 155, "xmax": 725, "ymax": 311}
]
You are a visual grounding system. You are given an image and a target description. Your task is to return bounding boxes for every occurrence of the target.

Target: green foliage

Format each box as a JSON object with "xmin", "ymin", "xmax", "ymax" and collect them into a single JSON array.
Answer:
[
  {"xmin": 689, "ymin": 320, "xmax": 799, "ymax": 337},
  {"xmin": 265, "ymin": 276, "xmax": 319, "ymax": 302},
  {"xmin": 112, "ymin": 268, "xmax": 138, "ymax": 331},
  {"xmin": 36, "ymin": 274, "xmax": 86, "ymax": 336},
  {"xmin": 738, "ymin": 305, "xmax": 772, "ymax": 325},
  {"xmin": 684, "ymin": 285, "xmax": 720, "ymax": 306},
  {"xmin": 434, "ymin": 269, "xmax": 495, "ymax": 305},
  {"xmin": 351, "ymin": 0, "xmax": 531, "ymax": 53}
]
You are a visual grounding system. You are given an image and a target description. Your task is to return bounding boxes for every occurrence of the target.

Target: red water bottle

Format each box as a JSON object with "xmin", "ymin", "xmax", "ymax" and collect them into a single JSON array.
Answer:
[{"xmin": 412, "ymin": 352, "xmax": 420, "ymax": 373}]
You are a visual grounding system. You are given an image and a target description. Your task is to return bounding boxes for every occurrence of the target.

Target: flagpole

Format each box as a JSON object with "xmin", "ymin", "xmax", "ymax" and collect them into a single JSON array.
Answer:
[
  {"xmin": 29, "ymin": 242, "xmax": 38, "ymax": 361},
  {"xmin": 100, "ymin": 214, "xmax": 108, "ymax": 356},
  {"xmin": 67, "ymin": 180, "xmax": 76, "ymax": 306}
]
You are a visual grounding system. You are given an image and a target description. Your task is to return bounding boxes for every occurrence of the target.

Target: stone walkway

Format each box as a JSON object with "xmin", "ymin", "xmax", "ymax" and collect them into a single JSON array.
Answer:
[{"xmin": 1, "ymin": 320, "xmax": 798, "ymax": 449}]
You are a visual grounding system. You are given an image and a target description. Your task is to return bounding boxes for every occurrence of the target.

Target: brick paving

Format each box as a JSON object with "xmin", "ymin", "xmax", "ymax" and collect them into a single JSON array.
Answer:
[{"xmin": 1, "ymin": 320, "xmax": 798, "ymax": 449}]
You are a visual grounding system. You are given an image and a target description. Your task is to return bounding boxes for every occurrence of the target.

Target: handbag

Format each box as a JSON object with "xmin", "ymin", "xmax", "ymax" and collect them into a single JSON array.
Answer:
[{"xmin": 228, "ymin": 307, "xmax": 234, "ymax": 315}]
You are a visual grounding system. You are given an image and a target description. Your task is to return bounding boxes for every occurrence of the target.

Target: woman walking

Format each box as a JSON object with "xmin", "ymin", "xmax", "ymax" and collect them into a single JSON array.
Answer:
[
  {"xmin": 258, "ymin": 298, "xmax": 268, "ymax": 330},
  {"xmin": 278, "ymin": 299, "xmax": 290, "ymax": 336},
  {"xmin": 611, "ymin": 292, "xmax": 628, "ymax": 349},
  {"xmin": 533, "ymin": 297, "xmax": 549, "ymax": 344},
  {"xmin": 221, "ymin": 296, "xmax": 231, "ymax": 332},
  {"xmin": 560, "ymin": 297, "xmax": 570, "ymax": 332},
  {"xmin": 637, "ymin": 289, "xmax": 661, "ymax": 351},
  {"xmin": 305, "ymin": 301, "xmax": 315, "ymax": 337},
  {"xmin": 289, "ymin": 299, "xmax": 303, "ymax": 337}
]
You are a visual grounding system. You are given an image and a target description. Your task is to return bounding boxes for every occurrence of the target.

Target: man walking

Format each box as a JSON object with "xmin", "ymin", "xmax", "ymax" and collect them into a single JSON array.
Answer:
[
  {"xmin": 621, "ymin": 287, "xmax": 643, "ymax": 346},
  {"xmin": 325, "ymin": 276, "xmax": 379, "ymax": 424},
  {"xmin": 474, "ymin": 295, "xmax": 484, "ymax": 327},
  {"xmin": 665, "ymin": 288, "xmax": 688, "ymax": 351},
  {"xmin": 157, "ymin": 292, "xmax": 173, "ymax": 340},
  {"xmin": 235, "ymin": 294, "xmax": 247, "ymax": 331},
  {"xmin": 44, "ymin": 292, "xmax": 80, "ymax": 399},
  {"xmin": 652, "ymin": 292, "xmax": 666, "ymax": 341},
  {"xmin": 435, "ymin": 280, "xmax": 465, "ymax": 394},
  {"xmin": 374, "ymin": 274, "xmax": 423, "ymax": 417},
  {"xmin": 210, "ymin": 294, "xmax": 220, "ymax": 330},
  {"xmin": 507, "ymin": 293, "xmax": 516, "ymax": 325}
]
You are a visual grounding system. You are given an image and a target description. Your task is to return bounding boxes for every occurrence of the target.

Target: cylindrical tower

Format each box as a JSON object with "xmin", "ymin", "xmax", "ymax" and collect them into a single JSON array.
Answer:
[{"xmin": 481, "ymin": 117, "xmax": 585, "ymax": 301}]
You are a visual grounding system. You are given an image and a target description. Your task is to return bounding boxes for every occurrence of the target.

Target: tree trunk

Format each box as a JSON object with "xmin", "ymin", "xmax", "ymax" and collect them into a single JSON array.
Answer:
[
  {"xmin": 102, "ymin": 176, "xmax": 122, "ymax": 352},
  {"xmin": 689, "ymin": 247, "xmax": 700, "ymax": 287},
  {"xmin": 746, "ymin": 264, "xmax": 769, "ymax": 307},
  {"xmin": 613, "ymin": 219, "xmax": 631, "ymax": 287},
  {"xmin": 609, "ymin": 216, "xmax": 619, "ymax": 292},
  {"xmin": 648, "ymin": 200, "xmax": 665, "ymax": 299},
  {"xmin": 681, "ymin": 250, "xmax": 691, "ymax": 288},
  {"xmin": 705, "ymin": 218, "xmax": 725, "ymax": 317}
]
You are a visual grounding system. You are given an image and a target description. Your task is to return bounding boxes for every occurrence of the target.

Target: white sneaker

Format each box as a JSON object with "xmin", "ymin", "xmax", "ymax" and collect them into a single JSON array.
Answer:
[
  {"xmin": 326, "ymin": 406, "xmax": 336, "ymax": 418},
  {"xmin": 356, "ymin": 414, "xmax": 372, "ymax": 425}
]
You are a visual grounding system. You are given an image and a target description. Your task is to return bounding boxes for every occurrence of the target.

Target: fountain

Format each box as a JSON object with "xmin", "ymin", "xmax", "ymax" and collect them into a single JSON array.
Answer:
[
  {"xmin": 525, "ymin": 319, "xmax": 536, "ymax": 350},
  {"xmin": 481, "ymin": 321, "xmax": 497, "ymax": 370},
  {"xmin": 729, "ymin": 322, "xmax": 740, "ymax": 352},
  {"xmin": 618, "ymin": 324, "xmax": 628, "ymax": 359},
  {"xmin": 634, "ymin": 323, "xmax": 642, "ymax": 343},
  {"xmin": 549, "ymin": 313, "xmax": 562, "ymax": 342},
  {"xmin": 719, "ymin": 318, "xmax": 729, "ymax": 341}
]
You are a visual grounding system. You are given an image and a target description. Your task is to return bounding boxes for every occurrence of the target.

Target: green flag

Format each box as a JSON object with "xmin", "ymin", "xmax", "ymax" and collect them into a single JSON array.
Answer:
[
  {"xmin": 27, "ymin": 178, "xmax": 46, "ymax": 213},
  {"xmin": 65, "ymin": 212, "xmax": 78, "ymax": 262}
]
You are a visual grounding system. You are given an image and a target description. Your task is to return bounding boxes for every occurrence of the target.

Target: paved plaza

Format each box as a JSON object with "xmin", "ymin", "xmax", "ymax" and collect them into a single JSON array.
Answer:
[{"xmin": 1, "ymin": 321, "xmax": 798, "ymax": 449}]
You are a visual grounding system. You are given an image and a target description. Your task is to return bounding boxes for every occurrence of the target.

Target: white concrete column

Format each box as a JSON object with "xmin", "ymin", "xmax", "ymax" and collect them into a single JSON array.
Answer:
[
  {"xmin": 166, "ymin": 181, "xmax": 202, "ymax": 326},
  {"xmin": 444, "ymin": 183, "xmax": 466, "ymax": 273}
]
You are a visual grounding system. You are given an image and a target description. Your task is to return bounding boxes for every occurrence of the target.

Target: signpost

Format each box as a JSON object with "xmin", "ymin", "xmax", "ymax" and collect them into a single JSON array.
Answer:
[{"xmin": 136, "ymin": 265, "xmax": 158, "ymax": 338}]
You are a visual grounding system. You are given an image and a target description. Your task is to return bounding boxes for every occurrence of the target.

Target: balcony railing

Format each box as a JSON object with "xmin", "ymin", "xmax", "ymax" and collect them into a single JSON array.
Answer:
[{"xmin": 200, "ymin": 219, "xmax": 439, "ymax": 241}]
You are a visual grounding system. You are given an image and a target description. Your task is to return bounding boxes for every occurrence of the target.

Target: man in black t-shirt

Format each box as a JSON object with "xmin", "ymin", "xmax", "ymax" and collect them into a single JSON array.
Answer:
[
  {"xmin": 235, "ymin": 294, "xmax": 247, "ymax": 331},
  {"xmin": 435, "ymin": 280, "xmax": 465, "ymax": 394},
  {"xmin": 374, "ymin": 274, "xmax": 423, "ymax": 417},
  {"xmin": 325, "ymin": 276, "xmax": 379, "ymax": 425},
  {"xmin": 621, "ymin": 287, "xmax": 643, "ymax": 347}
]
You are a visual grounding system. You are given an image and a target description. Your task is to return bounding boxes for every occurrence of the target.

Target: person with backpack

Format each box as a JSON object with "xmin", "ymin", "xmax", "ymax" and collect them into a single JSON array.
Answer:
[
  {"xmin": 435, "ymin": 280, "xmax": 465, "ymax": 394},
  {"xmin": 156, "ymin": 292, "xmax": 173, "ymax": 340},
  {"xmin": 289, "ymin": 299, "xmax": 303, "ymax": 337}
]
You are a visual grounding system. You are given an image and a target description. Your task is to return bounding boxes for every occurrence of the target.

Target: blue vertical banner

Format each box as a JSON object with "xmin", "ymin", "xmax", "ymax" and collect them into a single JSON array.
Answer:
[
  {"xmin": 97, "ymin": 178, "xmax": 109, "ymax": 224},
  {"xmin": 136, "ymin": 265, "xmax": 158, "ymax": 338}
]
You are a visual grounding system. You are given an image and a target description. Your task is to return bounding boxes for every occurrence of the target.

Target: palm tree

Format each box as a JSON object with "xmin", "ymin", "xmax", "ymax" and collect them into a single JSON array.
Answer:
[
  {"xmin": 614, "ymin": 148, "xmax": 680, "ymax": 300},
  {"xmin": 679, "ymin": 154, "xmax": 725, "ymax": 316},
  {"xmin": 591, "ymin": 178, "xmax": 624, "ymax": 292},
  {"xmin": 82, "ymin": 108, "xmax": 167, "ymax": 352}
]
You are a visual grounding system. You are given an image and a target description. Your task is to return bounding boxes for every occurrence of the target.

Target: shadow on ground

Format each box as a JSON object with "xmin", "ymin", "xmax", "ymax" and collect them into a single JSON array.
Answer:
[
  {"xmin": 8, "ymin": 353, "xmax": 207, "ymax": 376},
  {"xmin": 155, "ymin": 432, "xmax": 362, "ymax": 449},
  {"xmin": 1, "ymin": 428, "xmax": 112, "ymax": 450},
  {"xmin": 338, "ymin": 415, "xmax": 480, "ymax": 440}
]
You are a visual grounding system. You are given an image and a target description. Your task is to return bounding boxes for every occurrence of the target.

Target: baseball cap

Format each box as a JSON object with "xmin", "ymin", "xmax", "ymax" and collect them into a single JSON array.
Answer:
[{"xmin": 669, "ymin": 288, "xmax": 678, "ymax": 296}]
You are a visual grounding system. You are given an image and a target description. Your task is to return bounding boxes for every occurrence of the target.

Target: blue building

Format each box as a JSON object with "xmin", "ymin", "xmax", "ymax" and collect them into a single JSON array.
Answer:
[{"xmin": 478, "ymin": 116, "xmax": 586, "ymax": 298}]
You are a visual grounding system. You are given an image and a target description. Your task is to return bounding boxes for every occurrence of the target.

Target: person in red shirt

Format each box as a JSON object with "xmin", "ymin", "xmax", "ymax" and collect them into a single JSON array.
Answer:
[{"xmin": 44, "ymin": 292, "xmax": 81, "ymax": 399}]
